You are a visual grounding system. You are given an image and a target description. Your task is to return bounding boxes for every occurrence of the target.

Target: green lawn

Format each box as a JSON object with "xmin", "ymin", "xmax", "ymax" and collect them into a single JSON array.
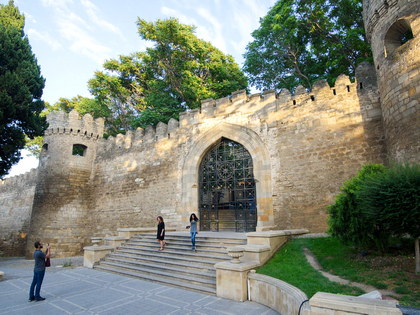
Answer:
[{"xmin": 256, "ymin": 237, "xmax": 420, "ymax": 307}]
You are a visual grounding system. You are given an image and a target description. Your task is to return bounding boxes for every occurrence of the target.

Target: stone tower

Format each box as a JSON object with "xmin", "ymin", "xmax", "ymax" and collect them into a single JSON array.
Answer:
[
  {"xmin": 363, "ymin": 0, "xmax": 420, "ymax": 162},
  {"xmin": 26, "ymin": 110, "xmax": 104, "ymax": 257}
]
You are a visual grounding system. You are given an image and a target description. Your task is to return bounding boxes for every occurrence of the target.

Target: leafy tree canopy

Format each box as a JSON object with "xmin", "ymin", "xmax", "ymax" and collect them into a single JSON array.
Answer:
[
  {"xmin": 88, "ymin": 18, "xmax": 248, "ymax": 134},
  {"xmin": 243, "ymin": 0, "xmax": 373, "ymax": 92},
  {"xmin": 0, "ymin": 0, "xmax": 47, "ymax": 178}
]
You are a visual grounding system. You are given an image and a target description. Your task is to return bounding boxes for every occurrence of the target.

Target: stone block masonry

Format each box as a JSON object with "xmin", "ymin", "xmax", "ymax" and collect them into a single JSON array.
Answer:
[
  {"xmin": 2, "ymin": 0, "xmax": 420, "ymax": 257},
  {"xmin": 0, "ymin": 169, "xmax": 37, "ymax": 256},
  {"xmin": 0, "ymin": 61, "xmax": 394, "ymax": 257}
]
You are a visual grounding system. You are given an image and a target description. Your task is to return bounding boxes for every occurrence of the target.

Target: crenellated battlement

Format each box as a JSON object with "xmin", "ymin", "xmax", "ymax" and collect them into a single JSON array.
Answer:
[
  {"xmin": 98, "ymin": 63, "xmax": 379, "ymax": 155},
  {"xmin": 44, "ymin": 110, "xmax": 105, "ymax": 140},
  {"xmin": 0, "ymin": 168, "xmax": 38, "ymax": 191},
  {"xmin": 363, "ymin": 0, "xmax": 398, "ymax": 41}
]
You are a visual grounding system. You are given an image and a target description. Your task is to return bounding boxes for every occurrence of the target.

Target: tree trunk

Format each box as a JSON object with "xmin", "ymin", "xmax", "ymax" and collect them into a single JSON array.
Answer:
[{"xmin": 416, "ymin": 237, "xmax": 420, "ymax": 275}]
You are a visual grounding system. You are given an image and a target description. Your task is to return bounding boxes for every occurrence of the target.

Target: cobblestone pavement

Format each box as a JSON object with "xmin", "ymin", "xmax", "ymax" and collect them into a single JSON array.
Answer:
[{"xmin": 0, "ymin": 258, "xmax": 278, "ymax": 315}]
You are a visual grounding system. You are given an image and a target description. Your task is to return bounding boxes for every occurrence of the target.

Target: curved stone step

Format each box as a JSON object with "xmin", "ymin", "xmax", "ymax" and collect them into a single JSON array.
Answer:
[
  {"xmin": 94, "ymin": 265, "xmax": 216, "ymax": 295},
  {"xmin": 103, "ymin": 258, "xmax": 215, "ymax": 280},
  {"xmin": 110, "ymin": 253, "xmax": 216, "ymax": 271},
  {"xmin": 123, "ymin": 242, "xmax": 229, "ymax": 256},
  {"xmin": 95, "ymin": 262, "xmax": 216, "ymax": 289},
  {"xmin": 119, "ymin": 246, "xmax": 230, "ymax": 261}
]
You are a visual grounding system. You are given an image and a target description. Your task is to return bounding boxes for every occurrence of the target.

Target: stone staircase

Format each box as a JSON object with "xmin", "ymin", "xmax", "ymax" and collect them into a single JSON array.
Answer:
[{"xmin": 94, "ymin": 232, "xmax": 247, "ymax": 295}]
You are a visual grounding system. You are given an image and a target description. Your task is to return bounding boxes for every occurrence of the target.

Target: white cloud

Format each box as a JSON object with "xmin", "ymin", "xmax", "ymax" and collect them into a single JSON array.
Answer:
[
  {"xmin": 196, "ymin": 7, "xmax": 227, "ymax": 52},
  {"xmin": 41, "ymin": 0, "xmax": 74, "ymax": 9},
  {"xmin": 40, "ymin": 0, "xmax": 114, "ymax": 65},
  {"xmin": 27, "ymin": 29, "xmax": 62, "ymax": 51},
  {"xmin": 227, "ymin": 0, "xmax": 274, "ymax": 57},
  {"xmin": 161, "ymin": 6, "xmax": 198, "ymax": 27},
  {"xmin": 80, "ymin": 0, "xmax": 123, "ymax": 38},
  {"xmin": 57, "ymin": 18, "xmax": 112, "ymax": 64},
  {"xmin": 161, "ymin": 5, "xmax": 227, "ymax": 53},
  {"xmin": 23, "ymin": 11, "xmax": 37, "ymax": 24}
]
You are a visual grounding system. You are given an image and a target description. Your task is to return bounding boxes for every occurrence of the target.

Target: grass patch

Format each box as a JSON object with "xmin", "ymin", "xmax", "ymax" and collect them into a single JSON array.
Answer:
[
  {"xmin": 257, "ymin": 237, "xmax": 420, "ymax": 307},
  {"xmin": 256, "ymin": 239, "xmax": 364, "ymax": 298}
]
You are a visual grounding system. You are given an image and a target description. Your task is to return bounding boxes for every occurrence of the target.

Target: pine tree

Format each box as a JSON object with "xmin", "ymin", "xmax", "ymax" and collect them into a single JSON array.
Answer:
[{"xmin": 0, "ymin": 0, "xmax": 47, "ymax": 178}]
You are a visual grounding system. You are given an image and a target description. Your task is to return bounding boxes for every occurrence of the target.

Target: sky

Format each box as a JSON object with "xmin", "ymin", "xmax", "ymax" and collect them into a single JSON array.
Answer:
[{"xmin": 3, "ymin": 0, "xmax": 276, "ymax": 178}]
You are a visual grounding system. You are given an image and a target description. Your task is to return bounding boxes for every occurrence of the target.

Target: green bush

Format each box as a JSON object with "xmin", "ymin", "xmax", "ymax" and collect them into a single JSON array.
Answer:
[
  {"xmin": 328, "ymin": 164, "xmax": 387, "ymax": 248},
  {"xmin": 357, "ymin": 163, "xmax": 420, "ymax": 242}
]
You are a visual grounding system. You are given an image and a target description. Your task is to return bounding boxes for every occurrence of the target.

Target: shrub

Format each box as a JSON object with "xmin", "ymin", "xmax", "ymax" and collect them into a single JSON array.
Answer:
[
  {"xmin": 357, "ymin": 163, "xmax": 420, "ymax": 273},
  {"xmin": 328, "ymin": 164, "xmax": 387, "ymax": 248},
  {"xmin": 357, "ymin": 163, "xmax": 420, "ymax": 240}
]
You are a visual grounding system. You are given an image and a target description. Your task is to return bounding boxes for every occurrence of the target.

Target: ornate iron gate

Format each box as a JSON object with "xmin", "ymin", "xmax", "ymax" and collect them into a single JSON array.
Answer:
[{"xmin": 199, "ymin": 138, "xmax": 257, "ymax": 232}]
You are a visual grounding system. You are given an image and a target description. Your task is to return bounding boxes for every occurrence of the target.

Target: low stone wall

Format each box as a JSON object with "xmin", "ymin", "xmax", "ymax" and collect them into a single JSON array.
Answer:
[{"xmin": 248, "ymin": 271, "xmax": 310, "ymax": 315}]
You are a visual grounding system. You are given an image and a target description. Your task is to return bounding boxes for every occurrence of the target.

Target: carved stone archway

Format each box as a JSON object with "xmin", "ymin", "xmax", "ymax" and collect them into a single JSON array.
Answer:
[{"xmin": 181, "ymin": 123, "xmax": 274, "ymax": 231}]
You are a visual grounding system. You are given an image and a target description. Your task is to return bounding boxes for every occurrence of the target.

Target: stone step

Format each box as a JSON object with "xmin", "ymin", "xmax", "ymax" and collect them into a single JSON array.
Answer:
[
  {"xmin": 104, "ymin": 257, "xmax": 215, "ymax": 280},
  {"xmin": 120, "ymin": 245, "xmax": 230, "ymax": 261},
  {"xmin": 134, "ymin": 232, "xmax": 246, "ymax": 241},
  {"xmin": 98, "ymin": 261, "xmax": 216, "ymax": 287},
  {"xmin": 95, "ymin": 232, "xmax": 247, "ymax": 295},
  {"xmin": 94, "ymin": 265, "xmax": 216, "ymax": 295},
  {"xmin": 109, "ymin": 253, "xmax": 216, "ymax": 271},
  {"xmin": 123, "ymin": 242, "xmax": 229, "ymax": 256},
  {"xmin": 106, "ymin": 255, "xmax": 215, "ymax": 277},
  {"xmin": 113, "ymin": 249, "xmax": 221, "ymax": 267},
  {"xmin": 128, "ymin": 238, "xmax": 241, "ymax": 249}
]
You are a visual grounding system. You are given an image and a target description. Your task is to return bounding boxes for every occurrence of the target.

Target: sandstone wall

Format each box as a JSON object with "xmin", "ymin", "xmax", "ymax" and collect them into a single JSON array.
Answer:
[
  {"xmin": 1, "ymin": 66, "xmax": 390, "ymax": 257},
  {"xmin": 25, "ymin": 111, "xmax": 104, "ymax": 257},
  {"xmin": 364, "ymin": 0, "xmax": 420, "ymax": 162},
  {"xmin": 85, "ymin": 64, "xmax": 386, "ymax": 240},
  {"xmin": 0, "ymin": 169, "xmax": 37, "ymax": 256}
]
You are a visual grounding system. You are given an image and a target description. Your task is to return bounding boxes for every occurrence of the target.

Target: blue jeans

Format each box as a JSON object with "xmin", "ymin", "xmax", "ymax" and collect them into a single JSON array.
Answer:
[
  {"xmin": 190, "ymin": 232, "xmax": 197, "ymax": 248},
  {"xmin": 29, "ymin": 270, "xmax": 45, "ymax": 299}
]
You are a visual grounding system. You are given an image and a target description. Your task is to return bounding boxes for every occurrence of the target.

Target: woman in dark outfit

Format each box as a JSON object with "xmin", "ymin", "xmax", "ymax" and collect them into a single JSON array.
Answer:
[{"xmin": 156, "ymin": 216, "xmax": 166, "ymax": 250}]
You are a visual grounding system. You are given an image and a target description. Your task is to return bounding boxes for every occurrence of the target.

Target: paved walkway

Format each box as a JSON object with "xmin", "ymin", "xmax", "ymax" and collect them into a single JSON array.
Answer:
[{"xmin": 0, "ymin": 257, "xmax": 277, "ymax": 315}]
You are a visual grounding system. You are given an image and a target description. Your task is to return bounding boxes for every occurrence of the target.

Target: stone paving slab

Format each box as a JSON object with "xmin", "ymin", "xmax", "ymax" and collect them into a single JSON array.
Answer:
[{"xmin": 0, "ymin": 258, "xmax": 278, "ymax": 315}]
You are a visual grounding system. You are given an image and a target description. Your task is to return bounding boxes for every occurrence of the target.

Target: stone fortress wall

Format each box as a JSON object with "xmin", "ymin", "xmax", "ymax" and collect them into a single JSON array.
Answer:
[
  {"xmin": 363, "ymin": 0, "xmax": 420, "ymax": 162},
  {"xmin": 0, "ymin": 170, "xmax": 37, "ymax": 256},
  {"xmin": 0, "ymin": 0, "xmax": 418, "ymax": 257},
  {"xmin": 3, "ymin": 62, "xmax": 389, "ymax": 257}
]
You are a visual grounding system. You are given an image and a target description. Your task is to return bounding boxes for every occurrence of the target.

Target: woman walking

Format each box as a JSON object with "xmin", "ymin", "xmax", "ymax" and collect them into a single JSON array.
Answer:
[
  {"xmin": 189, "ymin": 213, "xmax": 199, "ymax": 251},
  {"xmin": 156, "ymin": 216, "xmax": 166, "ymax": 251}
]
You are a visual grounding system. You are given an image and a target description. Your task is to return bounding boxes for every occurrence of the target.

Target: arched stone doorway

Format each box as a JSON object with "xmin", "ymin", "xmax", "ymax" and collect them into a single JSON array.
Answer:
[
  {"xmin": 181, "ymin": 122, "xmax": 275, "ymax": 232},
  {"xmin": 199, "ymin": 138, "xmax": 257, "ymax": 232}
]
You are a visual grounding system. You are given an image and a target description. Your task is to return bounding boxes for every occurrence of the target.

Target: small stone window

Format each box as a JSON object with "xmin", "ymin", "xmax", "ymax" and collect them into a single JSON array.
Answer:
[
  {"xmin": 42, "ymin": 144, "xmax": 48, "ymax": 151},
  {"xmin": 72, "ymin": 144, "xmax": 87, "ymax": 156},
  {"xmin": 384, "ymin": 19, "xmax": 414, "ymax": 58}
]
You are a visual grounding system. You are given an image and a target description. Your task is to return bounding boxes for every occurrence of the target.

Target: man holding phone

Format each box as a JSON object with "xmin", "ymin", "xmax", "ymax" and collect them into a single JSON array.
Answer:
[{"xmin": 29, "ymin": 241, "xmax": 51, "ymax": 302}]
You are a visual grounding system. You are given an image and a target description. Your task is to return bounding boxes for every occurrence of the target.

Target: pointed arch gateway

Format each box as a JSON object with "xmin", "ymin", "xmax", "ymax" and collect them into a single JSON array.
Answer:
[{"xmin": 181, "ymin": 123, "xmax": 274, "ymax": 232}]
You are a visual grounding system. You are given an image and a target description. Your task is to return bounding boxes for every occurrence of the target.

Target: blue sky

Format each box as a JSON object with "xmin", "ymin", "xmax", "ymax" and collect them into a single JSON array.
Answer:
[{"xmin": 4, "ymin": 0, "xmax": 276, "ymax": 177}]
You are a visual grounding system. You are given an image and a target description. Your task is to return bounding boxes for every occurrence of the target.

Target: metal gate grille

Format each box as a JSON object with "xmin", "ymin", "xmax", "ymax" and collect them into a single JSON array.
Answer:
[{"xmin": 199, "ymin": 138, "xmax": 257, "ymax": 232}]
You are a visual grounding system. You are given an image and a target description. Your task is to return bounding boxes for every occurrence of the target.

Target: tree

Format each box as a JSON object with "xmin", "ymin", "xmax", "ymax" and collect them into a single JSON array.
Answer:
[
  {"xmin": 0, "ymin": 0, "xmax": 47, "ymax": 178},
  {"xmin": 243, "ymin": 0, "xmax": 373, "ymax": 92},
  {"xmin": 88, "ymin": 18, "xmax": 248, "ymax": 133},
  {"xmin": 357, "ymin": 164, "xmax": 420, "ymax": 274}
]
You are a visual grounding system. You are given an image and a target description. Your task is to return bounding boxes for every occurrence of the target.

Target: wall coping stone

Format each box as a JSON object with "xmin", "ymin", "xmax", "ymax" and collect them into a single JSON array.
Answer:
[
  {"xmin": 310, "ymin": 292, "xmax": 402, "ymax": 314},
  {"xmin": 241, "ymin": 244, "xmax": 271, "ymax": 253},
  {"xmin": 117, "ymin": 227, "xmax": 176, "ymax": 233},
  {"xmin": 83, "ymin": 245, "xmax": 114, "ymax": 251},
  {"xmin": 246, "ymin": 229, "xmax": 309, "ymax": 238},
  {"xmin": 248, "ymin": 271, "xmax": 309, "ymax": 313},
  {"xmin": 103, "ymin": 236, "xmax": 129, "ymax": 241},
  {"xmin": 215, "ymin": 261, "xmax": 260, "ymax": 271}
]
